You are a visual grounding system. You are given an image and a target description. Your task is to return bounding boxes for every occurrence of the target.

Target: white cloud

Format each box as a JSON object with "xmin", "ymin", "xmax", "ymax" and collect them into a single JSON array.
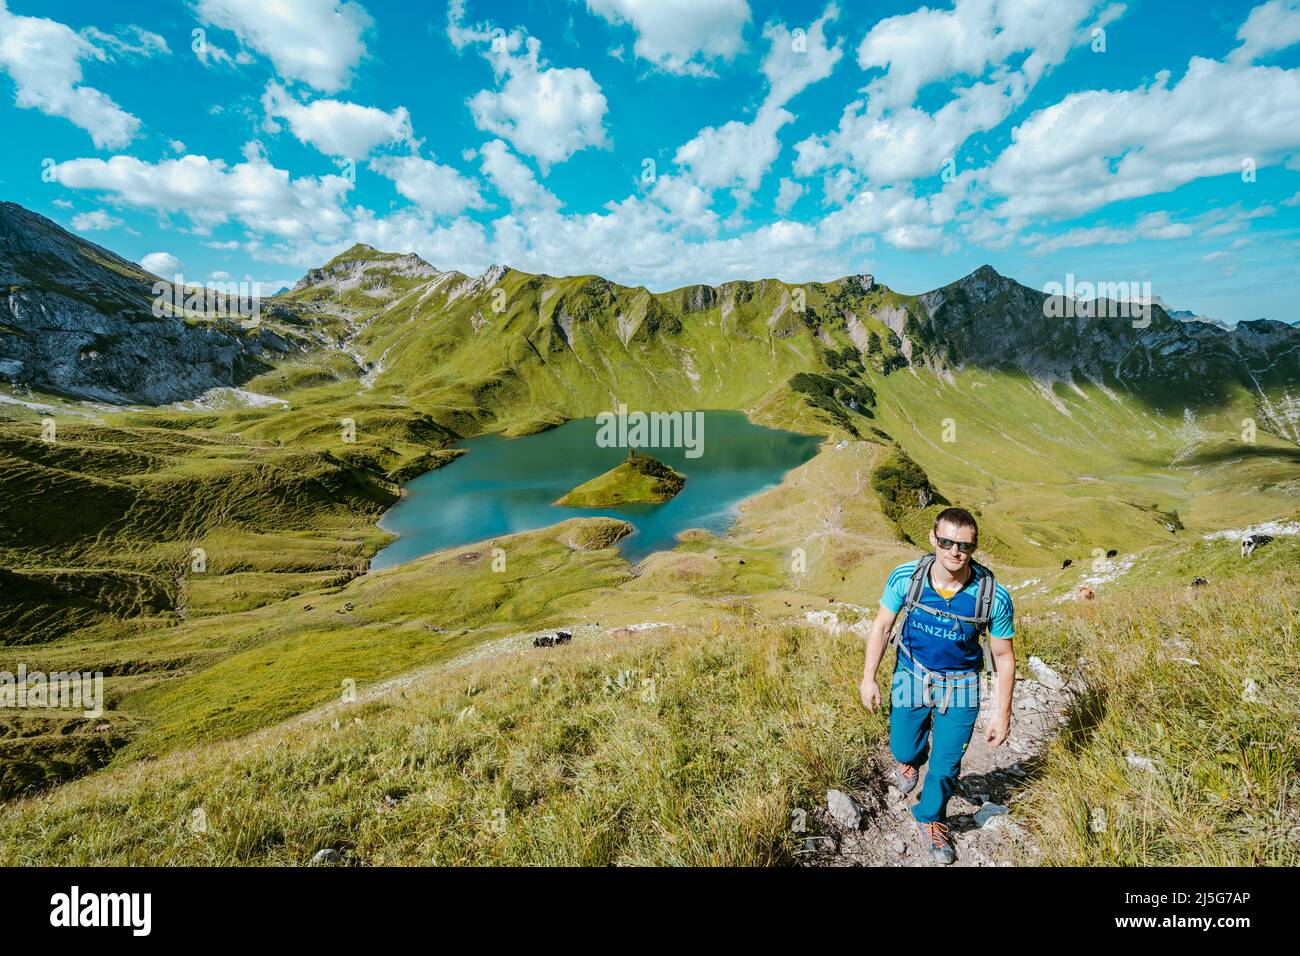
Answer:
[
  {"xmin": 469, "ymin": 56, "xmax": 608, "ymax": 170},
  {"xmin": 760, "ymin": 3, "xmax": 842, "ymax": 108},
  {"xmin": 644, "ymin": 174, "xmax": 721, "ymax": 235},
  {"xmin": 449, "ymin": 4, "xmax": 609, "ymax": 169},
  {"xmin": 369, "ymin": 154, "xmax": 486, "ymax": 216},
  {"xmin": 80, "ymin": 25, "xmax": 170, "ymax": 59},
  {"xmin": 191, "ymin": 33, "xmax": 249, "ymax": 69},
  {"xmin": 882, "ymin": 224, "xmax": 944, "ymax": 251},
  {"xmin": 798, "ymin": 74, "xmax": 1030, "ymax": 184},
  {"xmin": 672, "ymin": 5, "xmax": 840, "ymax": 195},
  {"xmin": 70, "ymin": 209, "xmax": 123, "ymax": 232},
  {"xmin": 855, "ymin": 0, "xmax": 1099, "ymax": 109},
  {"xmin": 583, "ymin": 0, "xmax": 750, "ymax": 76},
  {"xmin": 1229, "ymin": 0, "xmax": 1300, "ymax": 64},
  {"xmin": 192, "ymin": 166, "xmax": 960, "ymax": 293},
  {"xmin": 53, "ymin": 152, "xmax": 355, "ymax": 239},
  {"xmin": 1134, "ymin": 210, "xmax": 1194, "ymax": 240},
  {"xmin": 674, "ymin": 104, "xmax": 792, "ymax": 192},
  {"xmin": 795, "ymin": 0, "xmax": 1109, "ymax": 186},
  {"xmin": 261, "ymin": 82, "xmax": 413, "ymax": 158},
  {"xmin": 821, "ymin": 168, "xmax": 856, "ymax": 207},
  {"xmin": 210, "ymin": 155, "xmax": 883, "ymax": 289},
  {"xmin": 140, "ymin": 251, "xmax": 185, "ymax": 277},
  {"xmin": 1024, "ymin": 210, "xmax": 1191, "ymax": 255},
  {"xmin": 1020, "ymin": 207, "xmax": 1268, "ymax": 256},
  {"xmin": 985, "ymin": 56, "xmax": 1300, "ymax": 219},
  {"xmin": 818, "ymin": 184, "xmax": 958, "ymax": 251},
  {"xmin": 775, "ymin": 177, "xmax": 804, "ymax": 214},
  {"xmin": 230, "ymin": 208, "xmax": 494, "ymax": 274},
  {"xmin": 478, "ymin": 139, "xmax": 560, "ymax": 211},
  {"xmin": 0, "ymin": 1, "xmax": 144, "ymax": 148},
  {"xmin": 478, "ymin": 198, "xmax": 844, "ymax": 288},
  {"xmin": 194, "ymin": 0, "xmax": 372, "ymax": 92}
]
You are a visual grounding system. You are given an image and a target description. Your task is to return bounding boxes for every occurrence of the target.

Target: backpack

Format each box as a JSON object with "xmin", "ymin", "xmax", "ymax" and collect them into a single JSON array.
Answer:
[{"xmin": 888, "ymin": 553, "xmax": 999, "ymax": 675}]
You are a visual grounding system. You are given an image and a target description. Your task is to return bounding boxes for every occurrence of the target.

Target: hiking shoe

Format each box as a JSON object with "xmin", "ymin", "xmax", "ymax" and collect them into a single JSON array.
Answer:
[
  {"xmin": 915, "ymin": 820, "xmax": 956, "ymax": 865},
  {"xmin": 895, "ymin": 762, "xmax": 919, "ymax": 796}
]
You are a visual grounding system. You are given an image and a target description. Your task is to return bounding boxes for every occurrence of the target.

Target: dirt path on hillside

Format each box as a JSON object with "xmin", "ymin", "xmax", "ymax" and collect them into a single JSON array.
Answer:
[{"xmin": 801, "ymin": 672, "xmax": 1074, "ymax": 866}]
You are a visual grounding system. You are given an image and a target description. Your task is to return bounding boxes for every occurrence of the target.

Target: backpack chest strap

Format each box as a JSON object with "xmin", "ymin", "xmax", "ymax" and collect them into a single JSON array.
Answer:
[{"xmin": 916, "ymin": 605, "xmax": 988, "ymax": 627}]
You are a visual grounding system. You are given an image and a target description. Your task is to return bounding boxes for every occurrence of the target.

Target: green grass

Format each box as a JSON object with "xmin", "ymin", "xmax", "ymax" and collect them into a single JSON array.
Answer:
[
  {"xmin": 555, "ymin": 450, "xmax": 686, "ymax": 507},
  {"xmin": 0, "ymin": 617, "xmax": 880, "ymax": 865},
  {"xmin": 0, "ymin": 404, "xmax": 463, "ymax": 795},
  {"xmin": 1012, "ymin": 573, "xmax": 1299, "ymax": 865},
  {"xmin": 113, "ymin": 517, "xmax": 638, "ymax": 760}
]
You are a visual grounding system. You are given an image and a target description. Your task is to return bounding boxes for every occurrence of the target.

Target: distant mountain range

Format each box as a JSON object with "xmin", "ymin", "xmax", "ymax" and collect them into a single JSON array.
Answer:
[{"xmin": 1, "ymin": 200, "xmax": 1297, "ymax": 449}]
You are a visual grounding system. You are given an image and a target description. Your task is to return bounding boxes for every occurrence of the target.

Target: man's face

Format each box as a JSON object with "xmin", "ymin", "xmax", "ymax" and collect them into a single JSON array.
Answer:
[{"xmin": 930, "ymin": 520, "xmax": 975, "ymax": 574}]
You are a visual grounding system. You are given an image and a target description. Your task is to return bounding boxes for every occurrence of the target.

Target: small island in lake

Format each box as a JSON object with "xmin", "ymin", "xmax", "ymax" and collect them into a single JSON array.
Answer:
[{"xmin": 554, "ymin": 450, "xmax": 687, "ymax": 507}]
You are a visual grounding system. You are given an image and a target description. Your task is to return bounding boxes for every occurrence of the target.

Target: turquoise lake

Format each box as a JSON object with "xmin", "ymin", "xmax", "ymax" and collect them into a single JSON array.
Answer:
[{"xmin": 371, "ymin": 410, "xmax": 823, "ymax": 568}]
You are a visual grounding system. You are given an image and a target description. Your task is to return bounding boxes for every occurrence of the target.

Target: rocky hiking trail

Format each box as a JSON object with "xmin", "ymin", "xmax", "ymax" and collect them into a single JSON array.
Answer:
[{"xmin": 802, "ymin": 663, "xmax": 1076, "ymax": 867}]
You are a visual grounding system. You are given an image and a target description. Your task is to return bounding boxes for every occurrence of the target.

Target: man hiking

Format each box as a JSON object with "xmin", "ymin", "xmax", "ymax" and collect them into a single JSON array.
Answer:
[{"xmin": 859, "ymin": 507, "xmax": 1016, "ymax": 864}]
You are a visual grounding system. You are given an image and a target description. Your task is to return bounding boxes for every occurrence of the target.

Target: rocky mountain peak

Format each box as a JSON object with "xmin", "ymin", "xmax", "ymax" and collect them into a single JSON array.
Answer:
[
  {"xmin": 0, "ymin": 202, "xmax": 294, "ymax": 403},
  {"xmin": 0, "ymin": 201, "xmax": 156, "ymax": 311},
  {"xmin": 292, "ymin": 244, "xmax": 439, "ymax": 293}
]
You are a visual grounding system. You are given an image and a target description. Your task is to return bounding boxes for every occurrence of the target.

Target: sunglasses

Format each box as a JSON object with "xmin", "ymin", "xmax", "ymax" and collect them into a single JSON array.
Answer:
[{"xmin": 935, "ymin": 535, "xmax": 976, "ymax": 555}]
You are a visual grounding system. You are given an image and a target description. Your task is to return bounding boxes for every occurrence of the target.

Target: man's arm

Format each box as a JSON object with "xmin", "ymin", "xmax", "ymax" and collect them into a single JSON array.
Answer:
[
  {"xmin": 984, "ymin": 637, "xmax": 1015, "ymax": 746},
  {"xmin": 859, "ymin": 604, "xmax": 897, "ymax": 712},
  {"xmin": 983, "ymin": 586, "xmax": 1017, "ymax": 745}
]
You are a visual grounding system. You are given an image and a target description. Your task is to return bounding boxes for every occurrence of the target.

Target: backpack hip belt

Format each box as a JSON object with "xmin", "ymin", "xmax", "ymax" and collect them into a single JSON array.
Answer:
[{"xmin": 895, "ymin": 640, "xmax": 978, "ymax": 713}]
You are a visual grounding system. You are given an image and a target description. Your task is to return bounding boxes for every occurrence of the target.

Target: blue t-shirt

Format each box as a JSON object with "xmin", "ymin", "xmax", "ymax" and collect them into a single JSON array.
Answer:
[{"xmin": 880, "ymin": 559, "xmax": 1015, "ymax": 672}]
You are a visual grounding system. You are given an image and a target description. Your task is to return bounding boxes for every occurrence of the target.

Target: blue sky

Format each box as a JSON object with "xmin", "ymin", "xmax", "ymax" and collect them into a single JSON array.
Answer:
[{"xmin": 1, "ymin": 0, "xmax": 1298, "ymax": 322}]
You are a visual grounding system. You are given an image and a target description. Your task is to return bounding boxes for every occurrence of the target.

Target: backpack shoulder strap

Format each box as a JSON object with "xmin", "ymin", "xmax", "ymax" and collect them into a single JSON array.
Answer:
[
  {"xmin": 971, "ymin": 560, "xmax": 996, "ymax": 632},
  {"xmin": 906, "ymin": 554, "xmax": 934, "ymax": 607},
  {"xmin": 970, "ymin": 559, "xmax": 998, "ymax": 676},
  {"xmin": 889, "ymin": 555, "xmax": 933, "ymax": 646}
]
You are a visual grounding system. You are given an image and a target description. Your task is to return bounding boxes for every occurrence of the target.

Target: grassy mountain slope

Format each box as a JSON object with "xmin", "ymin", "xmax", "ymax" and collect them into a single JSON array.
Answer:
[{"xmin": 1, "ymin": 553, "xmax": 1293, "ymax": 866}]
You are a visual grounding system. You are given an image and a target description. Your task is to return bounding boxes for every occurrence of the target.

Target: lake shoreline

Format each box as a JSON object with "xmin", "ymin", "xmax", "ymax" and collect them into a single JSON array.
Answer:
[{"xmin": 369, "ymin": 410, "xmax": 824, "ymax": 571}]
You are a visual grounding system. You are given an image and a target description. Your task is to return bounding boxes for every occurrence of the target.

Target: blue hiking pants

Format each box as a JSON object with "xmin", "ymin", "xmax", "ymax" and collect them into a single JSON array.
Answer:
[{"xmin": 888, "ymin": 652, "xmax": 981, "ymax": 824}]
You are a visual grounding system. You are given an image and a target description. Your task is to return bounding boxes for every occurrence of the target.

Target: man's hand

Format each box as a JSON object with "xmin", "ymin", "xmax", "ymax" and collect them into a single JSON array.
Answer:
[
  {"xmin": 984, "ymin": 713, "xmax": 1011, "ymax": 747},
  {"xmin": 859, "ymin": 676, "xmax": 880, "ymax": 712}
]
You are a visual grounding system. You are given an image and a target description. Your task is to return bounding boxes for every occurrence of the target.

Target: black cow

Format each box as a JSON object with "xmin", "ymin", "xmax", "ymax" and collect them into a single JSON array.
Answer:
[{"xmin": 534, "ymin": 630, "xmax": 573, "ymax": 648}]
